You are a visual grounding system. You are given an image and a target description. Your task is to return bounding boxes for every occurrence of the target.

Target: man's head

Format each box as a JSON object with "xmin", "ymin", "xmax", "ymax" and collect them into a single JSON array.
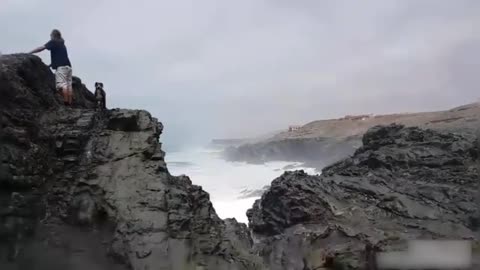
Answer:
[{"xmin": 50, "ymin": 29, "xmax": 64, "ymax": 42}]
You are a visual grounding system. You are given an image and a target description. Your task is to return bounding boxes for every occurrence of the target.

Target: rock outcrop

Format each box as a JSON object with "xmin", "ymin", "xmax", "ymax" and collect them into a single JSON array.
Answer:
[
  {"xmin": 225, "ymin": 103, "xmax": 480, "ymax": 169},
  {"xmin": 3, "ymin": 53, "xmax": 479, "ymax": 270},
  {"xmin": 248, "ymin": 124, "xmax": 480, "ymax": 269},
  {"xmin": 0, "ymin": 54, "xmax": 262, "ymax": 269}
]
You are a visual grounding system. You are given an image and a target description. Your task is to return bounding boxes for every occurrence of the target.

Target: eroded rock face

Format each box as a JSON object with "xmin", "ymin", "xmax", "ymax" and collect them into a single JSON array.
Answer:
[
  {"xmin": 4, "ymin": 53, "xmax": 479, "ymax": 270},
  {"xmin": 0, "ymin": 54, "xmax": 263, "ymax": 270},
  {"xmin": 225, "ymin": 101, "xmax": 480, "ymax": 170},
  {"xmin": 1, "ymin": 54, "xmax": 63, "ymax": 264},
  {"xmin": 248, "ymin": 124, "xmax": 480, "ymax": 269},
  {"xmin": 74, "ymin": 109, "xmax": 261, "ymax": 270}
]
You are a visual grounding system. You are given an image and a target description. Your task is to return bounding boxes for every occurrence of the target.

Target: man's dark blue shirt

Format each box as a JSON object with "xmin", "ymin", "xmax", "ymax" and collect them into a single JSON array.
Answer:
[{"xmin": 45, "ymin": 40, "xmax": 71, "ymax": 70}]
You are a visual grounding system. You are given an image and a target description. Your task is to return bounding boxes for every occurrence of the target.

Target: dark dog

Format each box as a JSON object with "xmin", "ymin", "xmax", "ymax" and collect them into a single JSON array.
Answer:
[{"xmin": 94, "ymin": 82, "xmax": 106, "ymax": 110}]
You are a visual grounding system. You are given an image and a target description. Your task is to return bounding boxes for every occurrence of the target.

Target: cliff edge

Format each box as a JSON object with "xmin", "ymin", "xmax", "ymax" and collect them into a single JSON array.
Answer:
[
  {"xmin": 248, "ymin": 124, "xmax": 480, "ymax": 269},
  {"xmin": 0, "ymin": 54, "xmax": 262, "ymax": 270},
  {"xmin": 225, "ymin": 102, "xmax": 480, "ymax": 169},
  {"xmin": 2, "ymin": 54, "xmax": 479, "ymax": 270}
]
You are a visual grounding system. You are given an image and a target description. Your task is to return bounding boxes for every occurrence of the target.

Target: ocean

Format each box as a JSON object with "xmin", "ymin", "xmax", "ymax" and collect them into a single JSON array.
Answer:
[{"xmin": 165, "ymin": 147, "xmax": 317, "ymax": 223}]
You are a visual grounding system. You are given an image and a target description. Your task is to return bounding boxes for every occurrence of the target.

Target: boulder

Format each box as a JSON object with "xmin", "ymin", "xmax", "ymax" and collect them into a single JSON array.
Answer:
[{"xmin": 248, "ymin": 124, "xmax": 480, "ymax": 269}]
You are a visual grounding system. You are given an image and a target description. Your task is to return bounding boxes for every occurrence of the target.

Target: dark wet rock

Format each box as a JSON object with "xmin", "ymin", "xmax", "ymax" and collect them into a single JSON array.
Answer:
[
  {"xmin": 72, "ymin": 76, "xmax": 96, "ymax": 108},
  {"xmin": 5, "ymin": 53, "xmax": 480, "ymax": 270},
  {"xmin": 0, "ymin": 54, "xmax": 64, "ymax": 264},
  {"xmin": 0, "ymin": 54, "xmax": 60, "ymax": 110},
  {"xmin": 248, "ymin": 124, "xmax": 480, "ymax": 269},
  {"xmin": 0, "ymin": 54, "xmax": 263, "ymax": 269},
  {"xmin": 106, "ymin": 109, "xmax": 159, "ymax": 132},
  {"xmin": 224, "ymin": 218, "xmax": 254, "ymax": 252},
  {"xmin": 224, "ymin": 103, "xmax": 480, "ymax": 172}
]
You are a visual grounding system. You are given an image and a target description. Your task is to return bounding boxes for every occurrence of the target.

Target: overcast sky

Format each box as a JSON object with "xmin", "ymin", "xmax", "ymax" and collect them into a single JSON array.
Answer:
[{"xmin": 1, "ymin": 0, "xmax": 479, "ymax": 149}]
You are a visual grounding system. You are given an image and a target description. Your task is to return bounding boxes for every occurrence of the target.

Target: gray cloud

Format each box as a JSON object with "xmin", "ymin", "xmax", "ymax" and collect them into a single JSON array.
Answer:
[{"xmin": 1, "ymin": 0, "xmax": 479, "ymax": 149}]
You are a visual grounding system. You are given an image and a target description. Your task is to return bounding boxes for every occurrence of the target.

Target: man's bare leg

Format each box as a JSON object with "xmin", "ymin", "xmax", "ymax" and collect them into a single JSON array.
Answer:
[
  {"xmin": 62, "ymin": 86, "xmax": 69, "ymax": 105},
  {"xmin": 68, "ymin": 86, "xmax": 73, "ymax": 105}
]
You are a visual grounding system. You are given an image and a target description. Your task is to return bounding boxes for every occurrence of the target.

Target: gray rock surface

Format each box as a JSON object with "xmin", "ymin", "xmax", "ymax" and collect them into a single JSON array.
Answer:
[
  {"xmin": 3, "ymin": 53, "xmax": 480, "ymax": 270},
  {"xmin": 248, "ymin": 124, "xmax": 480, "ymax": 269},
  {"xmin": 224, "ymin": 103, "xmax": 480, "ymax": 170},
  {"xmin": 0, "ymin": 54, "xmax": 263, "ymax": 270}
]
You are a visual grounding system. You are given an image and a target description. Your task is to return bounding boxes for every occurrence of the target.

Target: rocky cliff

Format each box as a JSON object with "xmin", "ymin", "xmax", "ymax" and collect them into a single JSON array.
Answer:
[
  {"xmin": 0, "ymin": 54, "xmax": 262, "ymax": 270},
  {"xmin": 225, "ymin": 102, "xmax": 480, "ymax": 169},
  {"xmin": 247, "ymin": 124, "xmax": 480, "ymax": 269},
  {"xmin": 2, "ymin": 54, "xmax": 479, "ymax": 270}
]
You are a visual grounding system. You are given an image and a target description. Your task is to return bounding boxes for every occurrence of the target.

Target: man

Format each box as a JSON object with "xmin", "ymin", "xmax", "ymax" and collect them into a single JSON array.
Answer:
[{"xmin": 30, "ymin": 29, "xmax": 73, "ymax": 106}]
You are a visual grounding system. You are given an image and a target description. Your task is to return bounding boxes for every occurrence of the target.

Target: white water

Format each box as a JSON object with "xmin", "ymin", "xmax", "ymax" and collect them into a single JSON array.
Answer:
[{"xmin": 165, "ymin": 147, "xmax": 317, "ymax": 223}]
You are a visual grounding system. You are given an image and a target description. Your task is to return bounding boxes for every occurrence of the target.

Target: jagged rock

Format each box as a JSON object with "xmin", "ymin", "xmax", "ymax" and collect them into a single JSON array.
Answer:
[
  {"xmin": 72, "ymin": 76, "xmax": 96, "ymax": 108},
  {"xmin": 0, "ymin": 55, "xmax": 61, "ymax": 264},
  {"xmin": 224, "ymin": 103, "xmax": 480, "ymax": 170},
  {"xmin": 0, "ymin": 54, "xmax": 263, "ymax": 269},
  {"xmin": 224, "ymin": 218, "xmax": 254, "ymax": 251},
  {"xmin": 248, "ymin": 124, "xmax": 480, "ymax": 269},
  {"xmin": 5, "ymin": 53, "xmax": 479, "ymax": 270},
  {"xmin": 107, "ymin": 109, "xmax": 155, "ymax": 132},
  {"xmin": 78, "ymin": 110, "xmax": 262, "ymax": 269},
  {"xmin": 0, "ymin": 54, "xmax": 59, "ymax": 109}
]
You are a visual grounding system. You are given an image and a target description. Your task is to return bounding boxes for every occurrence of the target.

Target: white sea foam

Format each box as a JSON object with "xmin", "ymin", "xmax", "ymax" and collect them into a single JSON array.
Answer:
[{"xmin": 166, "ymin": 147, "xmax": 317, "ymax": 223}]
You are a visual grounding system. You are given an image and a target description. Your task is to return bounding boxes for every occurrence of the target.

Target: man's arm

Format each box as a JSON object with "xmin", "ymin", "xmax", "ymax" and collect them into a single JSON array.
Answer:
[{"xmin": 29, "ymin": 45, "xmax": 46, "ymax": 54}]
